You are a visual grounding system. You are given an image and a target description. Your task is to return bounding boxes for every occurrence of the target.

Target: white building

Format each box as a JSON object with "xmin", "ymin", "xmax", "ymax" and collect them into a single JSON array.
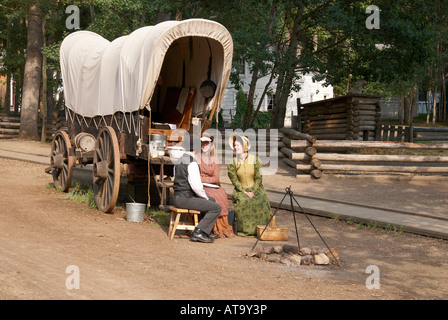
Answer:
[{"xmin": 220, "ymin": 60, "xmax": 334, "ymax": 127}]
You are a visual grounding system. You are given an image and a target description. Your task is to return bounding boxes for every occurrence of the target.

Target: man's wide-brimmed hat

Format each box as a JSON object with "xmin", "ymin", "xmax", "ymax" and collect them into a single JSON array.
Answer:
[{"xmin": 200, "ymin": 132, "xmax": 213, "ymax": 143}]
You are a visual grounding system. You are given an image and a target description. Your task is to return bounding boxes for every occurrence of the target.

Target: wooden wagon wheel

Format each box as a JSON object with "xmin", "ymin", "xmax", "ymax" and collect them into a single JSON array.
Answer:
[
  {"xmin": 51, "ymin": 131, "xmax": 74, "ymax": 192},
  {"xmin": 93, "ymin": 126, "xmax": 120, "ymax": 213}
]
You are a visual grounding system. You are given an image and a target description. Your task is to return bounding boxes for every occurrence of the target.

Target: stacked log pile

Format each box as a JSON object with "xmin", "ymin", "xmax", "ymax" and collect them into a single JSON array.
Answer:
[
  {"xmin": 247, "ymin": 244, "xmax": 339, "ymax": 266},
  {"xmin": 45, "ymin": 117, "xmax": 68, "ymax": 141},
  {"xmin": 300, "ymin": 94, "xmax": 381, "ymax": 141},
  {"xmin": 280, "ymin": 139, "xmax": 448, "ymax": 176},
  {"xmin": 279, "ymin": 128, "xmax": 322, "ymax": 178},
  {"xmin": 0, "ymin": 114, "xmax": 20, "ymax": 139},
  {"xmin": 0, "ymin": 114, "xmax": 67, "ymax": 141}
]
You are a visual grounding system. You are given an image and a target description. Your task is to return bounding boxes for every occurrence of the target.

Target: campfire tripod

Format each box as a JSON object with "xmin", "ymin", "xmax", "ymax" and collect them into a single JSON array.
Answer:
[{"xmin": 251, "ymin": 186, "xmax": 339, "ymax": 265}]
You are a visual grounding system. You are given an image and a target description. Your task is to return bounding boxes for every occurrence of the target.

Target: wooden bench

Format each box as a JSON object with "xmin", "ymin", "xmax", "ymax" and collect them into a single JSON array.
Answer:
[{"xmin": 168, "ymin": 206, "xmax": 201, "ymax": 240}]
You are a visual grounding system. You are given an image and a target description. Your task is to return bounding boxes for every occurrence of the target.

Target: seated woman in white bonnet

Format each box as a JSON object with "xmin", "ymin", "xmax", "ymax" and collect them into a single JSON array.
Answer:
[{"xmin": 227, "ymin": 134, "xmax": 271, "ymax": 236}]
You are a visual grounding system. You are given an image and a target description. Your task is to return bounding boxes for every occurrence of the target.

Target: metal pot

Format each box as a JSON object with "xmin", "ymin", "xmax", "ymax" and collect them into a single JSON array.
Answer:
[{"xmin": 150, "ymin": 134, "xmax": 167, "ymax": 158}]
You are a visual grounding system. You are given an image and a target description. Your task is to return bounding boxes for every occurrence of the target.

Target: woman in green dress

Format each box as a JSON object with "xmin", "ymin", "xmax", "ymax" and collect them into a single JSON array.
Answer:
[{"xmin": 227, "ymin": 134, "xmax": 271, "ymax": 235}]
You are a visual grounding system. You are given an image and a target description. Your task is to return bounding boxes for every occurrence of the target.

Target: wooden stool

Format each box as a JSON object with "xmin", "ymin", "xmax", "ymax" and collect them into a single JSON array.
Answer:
[{"xmin": 168, "ymin": 206, "xmax": 201, "ymax": 240}]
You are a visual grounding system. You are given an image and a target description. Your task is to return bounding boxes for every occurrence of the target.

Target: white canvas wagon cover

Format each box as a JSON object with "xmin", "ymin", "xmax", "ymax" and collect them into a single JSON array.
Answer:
[{"xmin": 60, "ymin": 19, "xmax": 233, "ymax": 118}]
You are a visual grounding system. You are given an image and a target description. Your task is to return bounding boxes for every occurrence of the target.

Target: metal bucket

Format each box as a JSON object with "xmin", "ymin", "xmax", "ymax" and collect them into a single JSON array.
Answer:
[
  {"xmin": 150, "ymin": 134, "xmax": 167, "ymax": 158},
  {"xmin": 126, "ymin": 202, "xmax": 146, "ymax": 222}
]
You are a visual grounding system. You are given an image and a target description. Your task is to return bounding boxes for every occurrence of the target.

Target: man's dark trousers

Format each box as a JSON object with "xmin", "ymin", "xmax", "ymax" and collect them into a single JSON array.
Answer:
[{"xmin": 173, "ymin": 195, "xmax": 221, "ymax": 235}]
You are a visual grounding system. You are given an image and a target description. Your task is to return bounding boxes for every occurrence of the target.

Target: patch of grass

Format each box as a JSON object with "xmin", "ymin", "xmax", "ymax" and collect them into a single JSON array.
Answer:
[
  {"xmin": 58, "ymin": 182, "xmax": 97, "ymax": 209},
  {"xmin": 385, "ymin": 223, "xmax": 404, "ymax": 234},
  {"xmin": 146, "ymin": 208, "xmax": 170, "ymax": 228},
  {"xmin": 345, "ymin": 217, "xmax": 403, "ymax": 234},
  {"xmin": 367, "ymin": 221, "xmax": 379, "ymax": 229},
  {"xmin": 331, "ymin": 214, "xmax": 341, "ymax": 221},
  {"xmin": 346, "ymin": 216, "xmax": 357, "ymax": 225}
]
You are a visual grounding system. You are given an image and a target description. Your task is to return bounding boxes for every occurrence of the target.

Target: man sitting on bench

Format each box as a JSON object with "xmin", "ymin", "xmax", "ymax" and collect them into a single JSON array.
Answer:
[{"xmin": 172, "ymin": 135, "xmax": 221, "ymax": 243}]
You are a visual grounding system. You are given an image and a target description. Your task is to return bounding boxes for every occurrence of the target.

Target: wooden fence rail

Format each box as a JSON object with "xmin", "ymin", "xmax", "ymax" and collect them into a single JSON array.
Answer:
[
  {"xmin": 381, "ymin": 124, "xmax": 448, "ymax": 142},
  {"xmin": 381, "ymin": 124, "xmax": 409, "ymax": 142},
  {"xmin": 413, "ymin": 126, "xmax": 448, "ymax": 142},
  {"xmin": 280, "ymin": 129, "xmax": 448, "ymax": 178}
]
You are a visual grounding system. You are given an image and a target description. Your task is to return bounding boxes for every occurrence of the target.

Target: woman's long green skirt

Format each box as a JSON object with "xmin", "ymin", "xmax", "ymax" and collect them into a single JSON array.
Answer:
[{"xmin": 232, "ymin": 187, "xmax": 271, "ymax": 236}]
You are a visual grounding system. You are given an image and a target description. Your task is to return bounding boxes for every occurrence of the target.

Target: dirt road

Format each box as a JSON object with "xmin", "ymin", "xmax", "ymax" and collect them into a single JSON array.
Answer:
[{"xmin": 1, "ymin": 156, "xmax": 447, "ymax": 301}]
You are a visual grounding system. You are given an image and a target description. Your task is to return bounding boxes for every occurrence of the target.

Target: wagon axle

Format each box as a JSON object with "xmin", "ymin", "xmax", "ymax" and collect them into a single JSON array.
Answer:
[
  {"xmin": 93, "ymin": 160, "xmax": 109, "ymax": 180},
  {"xmin": 50, "ymin": 153, "xmax": 64, "ymax": 170}
]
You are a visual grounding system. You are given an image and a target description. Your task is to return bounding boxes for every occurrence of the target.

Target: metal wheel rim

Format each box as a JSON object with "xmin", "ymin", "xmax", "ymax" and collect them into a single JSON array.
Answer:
[
  {"xmin": 51, "ymin": 131, "xmax": 74, "ymax": 192},
  {"xmin": 93, "ymin": 126, "xmax": 120, "ymax": 213}
]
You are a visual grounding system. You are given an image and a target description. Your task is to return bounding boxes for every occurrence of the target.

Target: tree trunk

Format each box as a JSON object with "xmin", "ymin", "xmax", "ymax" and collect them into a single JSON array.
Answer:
[
  {"xmin": 270, "ymin": 5, "xmax": 304, "ymax": 128},
  {"xmin": 271, "ymin": 69, "xmax": 285, "ymax": 127},
  {"xmin": 4, "ymin": 19, "xmax": 12, "ymax": 114},
  {"xmin": 46, "ymin": 69, "xmax": 55, "ymax": 120},
  {"xmin": 245, "ymin": 2, "xmax": 277, "ymax": 128},
  {"xmin": 41, "ymin": 18, "xmax": 47, "ymax": 142},
  {"xmin": 243, "ymin": 68, "xmax": 259, "ymax": 127},
  {"xmin": 19, "ymin": 4, "xmax": 43, "ymax": 141},
  {"xmin": 4, "ymin": 73, "xmax": 11, "ymax": 114},
  {"xmin": 403, "ymin": 86, "xmax": 416, "ymax": 126},
  {"xmin": 432, "ymin": 86, "xmax": 437, "ymax": 125},
  {"xmin": 54, "ymin": 90, "xmax": 64, "ymax": 119},
  {"xmin": 443, "ymin": 68, "xmax": 447, "ymax": 122},
  {"xmin": 250, "ymin": 71, "xmax": 275, "ymax": 127},
  {"xmin": 90, "ymin": 5, "xmax": 96, "ymax": 24},
  {"xmin": 409, "ymin": 85, "xmax": 417, "ymax": 126},
  {"xmin": 398, "ymin": 93, "xmax": 404, "ymax": 125}
]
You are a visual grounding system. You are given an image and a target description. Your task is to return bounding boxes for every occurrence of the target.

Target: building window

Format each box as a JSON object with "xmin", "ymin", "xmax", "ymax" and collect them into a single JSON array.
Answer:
[{"xmin": 267, "ymin": 94, "xmax": 275, "ymax": 111}]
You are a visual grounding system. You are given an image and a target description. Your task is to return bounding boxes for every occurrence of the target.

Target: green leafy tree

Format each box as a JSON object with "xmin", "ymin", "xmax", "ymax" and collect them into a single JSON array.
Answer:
[
  {"xmin": 2, "ymin": 0, "xmax": 446, "ymax": 138},
  {"xmin": 0, "ymin": 1, "xmax": 27, "ymax": 113},
  {"xmin": 298, "ymin": 0, "xmax": 440, "ymax": 126}
]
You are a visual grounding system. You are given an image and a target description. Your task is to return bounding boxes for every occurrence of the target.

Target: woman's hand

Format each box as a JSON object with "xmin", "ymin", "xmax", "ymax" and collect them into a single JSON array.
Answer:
[{"xmin": 244, "ymin": 191, "xmax": 255, "ymax": 198}]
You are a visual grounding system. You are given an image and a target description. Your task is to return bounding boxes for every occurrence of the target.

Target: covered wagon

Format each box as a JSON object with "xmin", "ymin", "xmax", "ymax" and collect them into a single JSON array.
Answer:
[{"xmin": 49, "ymin": 18, "xmax": 233, "ymax": 212}]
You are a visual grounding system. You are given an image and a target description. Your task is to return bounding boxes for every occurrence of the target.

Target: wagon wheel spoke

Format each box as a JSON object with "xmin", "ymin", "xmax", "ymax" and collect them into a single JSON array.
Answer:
[
  {"xmin": 93, "ymin": 126, "xmax": 120, "ymax": 213},
  {"xmin": 50, "ymin": 131, "xmax": 74, "ymax": 192},
  {"xmin": 103, "ymin": 176, "xmax": 112, "ymax": 209},
  {"xmin": 95, "ymin": 146, "xmax": 103, "ymax": 162}
]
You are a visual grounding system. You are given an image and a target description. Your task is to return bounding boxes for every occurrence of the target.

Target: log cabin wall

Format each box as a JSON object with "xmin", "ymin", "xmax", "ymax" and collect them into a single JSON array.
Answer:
[{"xmin": 300, "ymin": 94, "xmax": 382, "ymax": 141}]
